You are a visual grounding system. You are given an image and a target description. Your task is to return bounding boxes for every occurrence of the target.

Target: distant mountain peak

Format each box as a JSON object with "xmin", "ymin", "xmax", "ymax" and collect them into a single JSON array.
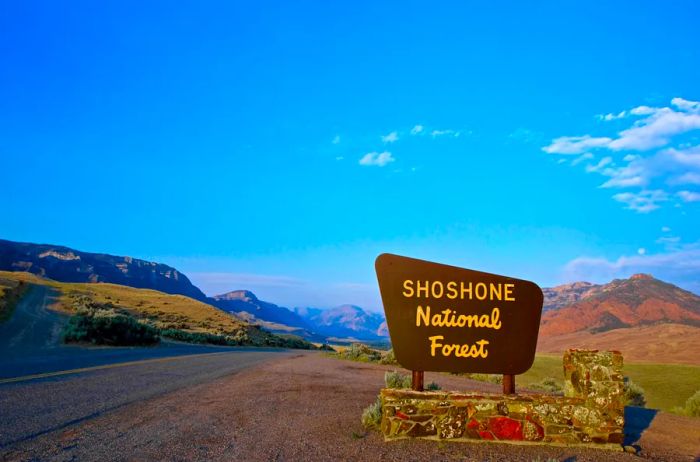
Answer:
[
  {"xmin": 213, "ymin": 290, "xmax": 259, "ymax": 302},
  {"xmin": 540, "ymin": 273, "xmax": 700, "ymax": 336}
]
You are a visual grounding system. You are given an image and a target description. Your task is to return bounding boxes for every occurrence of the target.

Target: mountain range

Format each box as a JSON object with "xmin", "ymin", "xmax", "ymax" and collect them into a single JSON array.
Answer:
[
  {"xmin": 2, "ymin": 238, "xmax": 699, "ymax": 362},
  {"xmin": 0, "ymin": 239, "xmax": 388, "ymax": 342}
]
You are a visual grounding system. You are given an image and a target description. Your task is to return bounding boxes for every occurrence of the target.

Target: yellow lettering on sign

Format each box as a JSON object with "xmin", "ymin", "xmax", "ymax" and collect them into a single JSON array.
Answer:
[
  {"xmin": 402, "ymin": 280, "xmax": 414, "ymax": 297},
  {"xmin": 429, "ymin": 335, "xmax": 490, "ymax": 358},
  {"xmin": 401, "ymin": 280, "xmax": 516, "ymax": 302},
  {"xmin": 416, "ymin": 306, "xmax": 502, "ymax": 330}
]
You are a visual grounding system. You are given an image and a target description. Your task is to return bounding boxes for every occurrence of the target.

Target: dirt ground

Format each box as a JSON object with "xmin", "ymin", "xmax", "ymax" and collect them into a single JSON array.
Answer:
[{"xmin": 3, "ymin": 352, "xmax": 699, "ymax": 461}]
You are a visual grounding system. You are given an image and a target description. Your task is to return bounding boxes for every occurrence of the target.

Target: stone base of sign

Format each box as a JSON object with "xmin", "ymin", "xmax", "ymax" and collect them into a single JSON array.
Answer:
[{"xmin": 380, "ymin": 349, "xmax": 624, "ymax": 449}]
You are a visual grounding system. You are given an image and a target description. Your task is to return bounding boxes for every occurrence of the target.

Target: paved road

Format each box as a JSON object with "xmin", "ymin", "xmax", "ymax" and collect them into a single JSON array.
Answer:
[
  {"xmin": 0, "ymin": 349, "xmax": 295, "ymax": 450},
  {"xmin": 0, "ymin": 284, "xmax": 297, "ymax": 453},
  {"xmin": 0, "ymin": 285, "xmax": 272, "ymax": 380}
]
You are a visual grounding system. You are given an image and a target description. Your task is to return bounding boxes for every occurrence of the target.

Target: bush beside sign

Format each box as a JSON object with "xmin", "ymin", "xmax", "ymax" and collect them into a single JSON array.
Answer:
[{"xmin": 375, "ymin": 253, "xmax": 544, "ymax": 375}]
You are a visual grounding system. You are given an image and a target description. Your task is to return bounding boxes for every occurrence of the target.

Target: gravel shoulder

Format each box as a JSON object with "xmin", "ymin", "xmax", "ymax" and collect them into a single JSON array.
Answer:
[{"xmin": 3, "ymin": 353, "xmax": 698, "ymax": 461}]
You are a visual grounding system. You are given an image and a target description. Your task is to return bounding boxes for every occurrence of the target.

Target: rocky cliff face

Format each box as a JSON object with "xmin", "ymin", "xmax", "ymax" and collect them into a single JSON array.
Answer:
[
  {"xmin": 542, "ymin": 281, "xmax": 602, "ymax": 311},
  {"xmin": 0, "ymin": 239, "xmax": 206, "ymax": 300}
]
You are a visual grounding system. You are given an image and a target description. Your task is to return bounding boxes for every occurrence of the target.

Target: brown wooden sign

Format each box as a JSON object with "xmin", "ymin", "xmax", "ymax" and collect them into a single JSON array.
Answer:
[{"xmin": 375, "ymin": 253, "xmax": 544, "ymax": 375}]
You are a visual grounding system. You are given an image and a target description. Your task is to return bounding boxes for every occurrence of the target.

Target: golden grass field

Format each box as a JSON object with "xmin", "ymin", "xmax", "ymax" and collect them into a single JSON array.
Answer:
[{"xmin": 0, "ymin": 271, "xmax": 267, "ymax": 341}]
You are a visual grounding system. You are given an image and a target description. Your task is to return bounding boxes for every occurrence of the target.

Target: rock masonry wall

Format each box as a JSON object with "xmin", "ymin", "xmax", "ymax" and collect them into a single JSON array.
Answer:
[{"xmin": 380, "ymin": 349, "xmax": 624, "ymax": 449}]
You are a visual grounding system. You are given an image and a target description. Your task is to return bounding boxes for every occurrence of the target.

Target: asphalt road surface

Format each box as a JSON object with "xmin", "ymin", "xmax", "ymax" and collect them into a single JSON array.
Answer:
[
  {"xmin": 0, "ymin": 284, "xmax": 296, "ymax": 453},
  {"xmin": 0, "ymin": 348, "xmax": 295, "ymax": 451}
]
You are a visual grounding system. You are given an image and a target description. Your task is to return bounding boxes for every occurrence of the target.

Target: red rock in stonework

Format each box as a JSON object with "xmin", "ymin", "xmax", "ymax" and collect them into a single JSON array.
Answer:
[
  {"xmin": 488, "ymin": 417, "xmax": 523, "ymax": 440},
  {"xmin": 478, "ymin": 430, "xmax": 495, "ymax": 440},
  {"xmin": 467, "ymin": 418, "xmax": 480, "ymax": 429}
]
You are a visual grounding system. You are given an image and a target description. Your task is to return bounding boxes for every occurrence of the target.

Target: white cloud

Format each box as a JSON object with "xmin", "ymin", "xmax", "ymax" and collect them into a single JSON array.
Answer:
[
  {"xmin": 335, "ymin": 156, "xmax": 344, "ymax": 161},
  {"xmin": 585, "ymin": 156, "xmax": 612, "ymax": 173},
  {"xmin": 381, "ymin": 131, "xmax": 399, "ymax": 143},
  {"xmin": 677, "ymin": 190, "xmax": 700, "ymax": 202},
  {"xmin": 611, "ymin": 189, "xmax": 669, "ymax": 213},
  {"xmin": 410, "ymin": 125, "xmax": 424, "ymax": 135},
  {"xmin": 359, "ymin": 151, "xmax": 395, "ymax": 167},
  {"xmin": 545, "ymin": 97, "xmax": 700, "ymax": 212},
  {"xmin": 544, "ymin": 98, "xmax": 700, "ymax": 154},
  {"xmin": 597, "ymin": 111, "xmax": 627, "ymax": 121},
  {"xmin": 664, "ymin": 145, "xmax": 700, "ymax": 168},
  {"xmin": 661, "ymin": 226, "xmax": 671, "ymax": 232},
  {"xmin": 542, "ymin": 135, "xmax": 612, "ymax": 154},
  {"xmin": 629, "ymin": 105, "xmax": 657, "ymax": 116},
  {"xmin": 672, "ymin": 97, "xmax": 700, "ymax": 113},
  {"xmin": 332, "ymin": 135, "xmax": 341, "ymax": 145},
  {"xmin": 637, "ymin": 248, "xmax": 646, "ymax": 255},
  {"xmin": 571, "ymin": 153, "xmax": 594, "ymax": 166},
  {"xmin": 431, "ymin": 129, "xmax": 460, "ymax": 138},
  {"xmin": 607, "ymin": 107, "xmax": 700, "ymax": 151},
  {"xmin": 672, "ymin": 172, "xmax": 700, "ymax": 185}
]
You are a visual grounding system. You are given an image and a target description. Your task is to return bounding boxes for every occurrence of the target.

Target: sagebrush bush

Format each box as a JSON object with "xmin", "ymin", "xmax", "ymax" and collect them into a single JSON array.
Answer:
[
  {"xmin": 361, "ymin": 396, "xmax": 383, "ymax": 429},
  {"xmin": 426, "ymin": 381, "xmax": 441, "ymax": 391},
  {"xmin": 341, "ymin": 343, "xmax": 382, "ymax": 362},
  {"xmin": 384, "ymin": 370, "xmax": 412, "ymax": 389},
  {"xmin": 379, "ymin": 348, "xmax": 398, "ymax": 365},
  {"xmin": 63, "ymin": 312, "xmax": 159, "ymax": 346},
  {"xmin": 468, "ymin": 373, "xmax": 503, "ymax": 384},
  {"xmin": 529, "ymin": 377, "xmax": 563, "ymax": 393},
  {"xmin": 682, "ymin": 390, "xmax": 700, "ymax": 417},
  {"xmin": 624, "ymin": 377, "xmax": 646, "ymax": 407}
]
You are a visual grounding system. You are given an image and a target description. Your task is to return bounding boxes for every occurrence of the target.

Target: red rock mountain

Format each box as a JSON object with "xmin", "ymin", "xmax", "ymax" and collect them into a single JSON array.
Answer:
[{"xmin": 539, "ymin": 274, "xmax": 700, "ymax": 337}]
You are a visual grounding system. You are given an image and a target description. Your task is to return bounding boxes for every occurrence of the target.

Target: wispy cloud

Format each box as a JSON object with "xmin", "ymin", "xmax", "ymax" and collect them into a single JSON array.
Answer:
[
  {"xmin": 332, "ymin": 135, "xmax": 341, "ymax": 145},
  {"xmin": 431, "ymin": 129, "xmax": 460, "ymax": 138},
  {"xmin": 410, "ymin": 124, "xmax": 424, "ymax": 135},
  {"xmin": 543, "ymin": 135, "xmax": 613, "ymax": 154},
  {"xmin": 359, "ymin": 151, "xmax": 395, "ymax": 167},
  {"xmin": 544, "ymin": 97, "xmax": 700, "ymax": 212},
  {"xmin": 678, "ymin": 190, "xmax": 700, "ymax": 202},
  {"xmin": 545, "ymin": 98, "xmax": 700, "ymax": 154},
  {"xmin": 612, "ymin": 189, "xmax": 668, "ymax": 213},
  {"xmin": 381, "ymin": 131, "xmax": 399, "ymax": 143},
  {"xmin": 596, "ymin": 110, "xmax": 627, "ymax": 121}
]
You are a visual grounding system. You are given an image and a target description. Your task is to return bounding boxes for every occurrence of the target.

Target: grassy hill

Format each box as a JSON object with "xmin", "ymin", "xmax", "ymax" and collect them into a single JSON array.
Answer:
[{"xmin": 0, "ymin": 271, "xmax": 313, "ymax": 348}]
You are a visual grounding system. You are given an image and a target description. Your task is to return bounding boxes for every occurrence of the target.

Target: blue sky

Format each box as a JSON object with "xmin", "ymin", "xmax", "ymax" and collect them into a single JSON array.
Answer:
[{"xmin": 2, "ymin": 1, "xmax": 699, "ymax": 310}]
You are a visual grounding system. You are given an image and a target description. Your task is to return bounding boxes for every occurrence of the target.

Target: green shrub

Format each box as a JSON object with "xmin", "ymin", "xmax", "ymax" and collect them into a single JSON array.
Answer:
[
  {"xmin": 624, "ymin": 377, "xmax": 646, "ymax": 407},
  {"xmin": 468, "ymin": 373, "xmax": 503, "ymax": 384},
  {"xmin": 384, "ymin": 370, "xmax": 412, "ymax": 389},
  {"xmin": 62, "ymin": 312, "xmax": 159, "ymax": 346},
  {"xmin": 361, "ymin": 396, "xmax": 383, "ymax": 429},
  {"xmin": 335, "ymin": 343, "xmax": 382, "ymax": 362},
  {"xmin": 426, "ymin": 381, "xmax": 441, "ymax": 391},
  {"xmin": 160, "ymin": 328, "xmax": 233, "ymax": 345},
  {"xmin": 680, "ymin": 390, "xmax": 700, "ymax": 417},
  {"xmin": 529, "ymin": 377, "xmax": 563, "ymax": 393},
  {"xmin": 379, "ymin": 348, "xmax": 398, "ymax": 365}
]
